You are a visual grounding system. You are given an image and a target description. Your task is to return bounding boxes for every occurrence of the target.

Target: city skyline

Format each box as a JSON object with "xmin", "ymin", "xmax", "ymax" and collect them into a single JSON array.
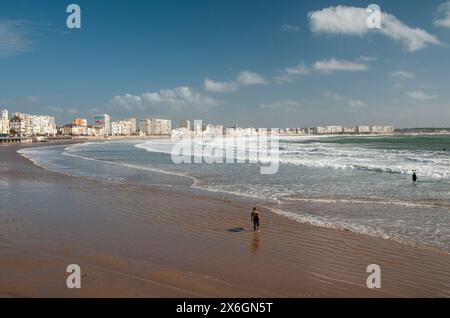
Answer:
[
  {"xmin": 1, "ymin": 106, "xmax": 398, "ymax": 138},
  {"xmin": 1, "ymin": 0, "xmax": 450, "ymax": 128}
]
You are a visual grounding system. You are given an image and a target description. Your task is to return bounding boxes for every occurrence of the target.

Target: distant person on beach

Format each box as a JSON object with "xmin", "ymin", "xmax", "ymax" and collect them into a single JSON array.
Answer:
[
  {"xmin": 412, "ymin": 172, "xmax": 417, "ymax": 182},
  {"xmin": 251, "ymin": 208, "xmax": 260, "ymax": 232}
]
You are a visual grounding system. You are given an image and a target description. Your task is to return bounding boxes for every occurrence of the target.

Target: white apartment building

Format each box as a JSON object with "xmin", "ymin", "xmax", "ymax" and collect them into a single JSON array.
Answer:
[
  {"xmin": 343, "ymin": 127, "xmax": 356, "ymax": 133},
  {"xmin": 326, "ymin": 126, "xmax": 343, "ymax": 134},
  {"xmin": 111, "ymin": 118, "xmax": 137, "ymax": 136},
  {"xmin": 139, "ymin": 118, "xmax": 171, "ymax": 135},
  {"xmin": 356, "ymin": 126, "xmax": 371, "ymax": 134},
  {"xmin": 30, "ymin": 115, "xmax": 56, "ymax": 136},
  {"xmin": 10, "ymin": 116, "xmax": 26, "ymax": 136},
  {"xmin": 204, "ymin": 124, "xmax": 224, "ymax": 136},
  {"xmin": 171, "ymin": 127, "xmax": 193, "ymax": 138},
  {"xmin": 111, "ymin": 121, "xmax": 122, "ymax": 136},
  {"xmin": 94, "ymin": 114, "xmax": 111, "ymax": 136},
  {"xmin": 13, "ymin": 112, "xmax": 31, "ymax": 136},
  {"xmin": 313, "ymin": 126, "xmax": 327, "ymax": 134},
  {"xmin": 62, "ymin": 124, "xmax": 87, "ymax": 136},
  {"xmin": 371, "ymin": 126, "xmax": 395, "ymax": 134},
  {"xmin": 11, "ymin": 112, "xmax": 56, "ymax": 136},
  {"xmin": 225, "ymin": 127, "xmax": 258, "ymax": 136},
  {"xmin": 1, "ymin": 109, "xmax": 9, "ymax": 135}
]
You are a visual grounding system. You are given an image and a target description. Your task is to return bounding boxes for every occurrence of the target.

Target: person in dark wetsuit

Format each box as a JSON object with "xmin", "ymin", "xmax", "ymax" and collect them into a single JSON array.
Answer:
[
  {"xmin": 412, "ymin": 172, "xmax": 417, "ymax": 182},
  {"xmin": 251, "ymin": 208, "xmax": 260, "ymax": 232}
]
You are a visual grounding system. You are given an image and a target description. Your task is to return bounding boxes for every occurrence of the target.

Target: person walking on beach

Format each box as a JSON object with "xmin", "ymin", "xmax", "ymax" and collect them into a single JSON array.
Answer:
[
  {"xmin": 251, "ymin": 207, "xmax": 260, "ymax": 232},
  {"xmin": 412, "ymin": 172, "xmax": 417, "ymax": 182}
]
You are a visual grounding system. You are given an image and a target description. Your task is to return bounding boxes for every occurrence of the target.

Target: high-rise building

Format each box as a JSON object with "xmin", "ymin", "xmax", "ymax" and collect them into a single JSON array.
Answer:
[
  {"xmin": 62, "ymin": 124, "xmax": 87, "ymax": 136},
  {"xmin": 9, "ymin": 116, "xmax": 26, "ymax": 136},
  {"xmin": 11, "ymin": 112, "xmax": 56, "ymax": 136},
  {"xmin": 0, "ymin": 109, "xmax": 9, "ymax": 135},
  {"xmin": 30, "ymin": 115, "xmax": 56, "ymax": 135},
  {"xmin": 356, "ymin": 126, "xmax": 371, "ymax": 134},
  {"xmin": 139, "ymin": 118, "xmax": 171, "ymax": 135},
  {"xmin": 13, "ymin": 112, "xmax": 31, "ymax": 136},
  {"xmin": 370, "ymin": 126, "xmax": 394, "ymax": 134},
  {"xmin": 325, "ymin": 126, "xmax": 343, "ymax": 134},
  {"xmin": 111, "ymin": 118, "xmax": 136, "ymax": 136},
  {"xmin": 204, "ymin": 124, "xmax": 224, "ymax": 136},
  {"xmin": 111, "ymin": 121, "xmax": 121, "ymax": 136},
  {"xmin": 93, "ymin": 114, "xmax": 111, "ymax": 136},
  {"xmin": 313, "ymin": 126, "xmax": 326, "ymax": 134}
]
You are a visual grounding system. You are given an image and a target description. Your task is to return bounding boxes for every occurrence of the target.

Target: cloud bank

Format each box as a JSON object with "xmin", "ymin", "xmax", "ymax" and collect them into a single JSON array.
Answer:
[
  {"xmin": 111, "ymin": 87, "xmax": 222, "ymax": 114},
  {"xmin": 0, "ymin": 20, "xmax": 34, "ymax": 58},
  {"xmin": 308, "ymin": 5, "xmax": 442, "ymax": 52},
  {"xmin": 435, "ymin": 1, "xmax": 450, "ymax": 28}
]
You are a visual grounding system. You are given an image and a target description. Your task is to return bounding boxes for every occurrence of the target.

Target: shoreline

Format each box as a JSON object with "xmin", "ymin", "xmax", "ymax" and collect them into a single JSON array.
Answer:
[
  {"xmin": 20, "ymin": 140, "xmax": 450, "ymax": 255},
  {"xmin": 1, "ymin": 143, "xmax": 449, "ymax": 297}
]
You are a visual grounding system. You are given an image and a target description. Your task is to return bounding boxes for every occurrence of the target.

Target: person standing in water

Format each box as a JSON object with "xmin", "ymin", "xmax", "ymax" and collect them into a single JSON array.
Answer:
[
  {"xmin": 412, "ymin": 172, "xmax": 417, "ymax": 182},
  {"xmin": 251, "ymin": 207, "xmax": 260, "ymax": 232}
]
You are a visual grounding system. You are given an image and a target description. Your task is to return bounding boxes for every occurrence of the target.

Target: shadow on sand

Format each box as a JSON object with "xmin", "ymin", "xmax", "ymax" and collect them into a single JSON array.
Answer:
[{"xmin": 227, "ymin": 227, "xmax": 245, "ymax": 233}]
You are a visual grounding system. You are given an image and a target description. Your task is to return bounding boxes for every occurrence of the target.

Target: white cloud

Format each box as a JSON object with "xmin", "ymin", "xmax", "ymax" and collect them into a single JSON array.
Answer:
[
  {"xmin": 281, "ymin": 24, "xmax": 301, "ymax": 32},
  {"xmin": 47, "ymin": 106, "xmax": 64, "ymax": 113},
  {"xmin": 406, "ymin": 90, "xmax": 437, "ymax": 101},
  {"xmin": 357, "ymin": 55, "xmax": 377, "ymax": 62},
  {"xmin": 324, "ymin": 92, "xmax": 368, "ymax": 109},
  {"xmin": 46, "ymin": 106, "xmax": 79, "ymax": 115},
  {"xmin": 309, "ymin": 6, "xmax": 367, "ymax": 35},
  {"xmin": 0, "ymin": 20, "xmax": 33, "ymax": 58},
  {"xmin": 285, "ymin": 64, "xmax": 310, "ymax": 76},
  {"xmin": 274, "ymin": 64, "xmax": 310, "ymax": 83},
  {"xmin": 314, "ymin": 58, "xmax": 368, "ymax": 74},
  {"xmin": 389, "ymin": 70, "xmax": 415, "ymax": 80},
  {"xmin": 26, "ymin": 96, "xmax": 40, "ymax": 103},
  {"xmin": 435, "ymin": 1, "xmax": 450, "ymax": 28},
  {"xmin": 204, "ymin": 78, "xmax": 238, "ymax": 93},
  {"xmin": 111, "ymin": 86, "xmax": 222, "ymax": 114},
  {"xmin": 260, "ymin": 100, "xmax": 303, "ymax": 112},
  {"xmin": 237, "ymin": 71, "xmax": 267, "ymax": 85},
  {"xmin": 348, "ymin": 99, "xmax": 368, "ymax": 108},
  {"xmin": 308, "ymin": 6, "xmax": 442, "ymax": 52}
]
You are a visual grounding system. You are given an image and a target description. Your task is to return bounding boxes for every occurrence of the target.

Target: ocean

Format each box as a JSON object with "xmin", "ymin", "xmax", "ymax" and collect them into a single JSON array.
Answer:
[{"xmin": 19, "ymin": 134, "xmax": 450, "ymax": 252}]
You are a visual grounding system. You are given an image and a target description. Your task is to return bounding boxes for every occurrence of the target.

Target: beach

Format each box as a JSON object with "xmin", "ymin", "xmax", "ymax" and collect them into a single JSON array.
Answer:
[{"xmin": 1, "ymin": 143, "xmax": 450, "ymax": 297}]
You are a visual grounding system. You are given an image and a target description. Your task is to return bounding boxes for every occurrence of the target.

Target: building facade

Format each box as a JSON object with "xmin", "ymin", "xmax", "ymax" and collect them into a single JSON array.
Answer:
[
  {"xmin": 10, "ymin": 112, "xmax": 56, "ymax": 136},
  {"xmin": 204, "ymin": 124, "xmax": 224, "ymax": 136},
  {"xmin": 62, "ymin": 124, "xmax": 87, "ymax": 136},
  {"xmin": 326, "ymin": 126, "xmax": 343, "ymax": 134},
  {"xmin": 370, "ymin": 126, "xmax": 395, "ymax": 134},
  {"xmin": 111, "ymin": 118, "xmax": 137, "ymax": 136},
  {"xmin": 0, "ymin": 109, "xmax": 9, "ymax": 135},
  {"xmin": 356, "ymin": 126, "xmax": 371, "ymax": 134},
  {"xmin": 94, "ymin": 114, "xmax": 111, "ymax": 136},
  {"xmin": 30, "ymin": 115, "xmax": 56, "ymax": 135},
  {"xmin": 9, "ymin": 116, "xmax": 26, "ymax": 136},
  {"xmin": 139, "ymin": 118, "xmax": 171, "ymax": 135}
]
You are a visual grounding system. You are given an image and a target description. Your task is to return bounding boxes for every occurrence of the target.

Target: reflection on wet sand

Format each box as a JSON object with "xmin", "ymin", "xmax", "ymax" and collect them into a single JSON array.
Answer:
[{"xmin": 251, "ymin": 232, "xmax": 260, "ymax": 255}]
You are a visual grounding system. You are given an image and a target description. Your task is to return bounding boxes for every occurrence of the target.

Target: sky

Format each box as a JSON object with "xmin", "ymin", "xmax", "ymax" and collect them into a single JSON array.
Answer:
[{"xmin": 1, "ymin": 0, "xmax": 450, "ymax": 128}]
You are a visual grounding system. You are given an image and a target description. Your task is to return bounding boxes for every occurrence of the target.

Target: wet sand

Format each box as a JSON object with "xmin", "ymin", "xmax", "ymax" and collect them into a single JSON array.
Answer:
[{"xmin": 0, "ymin": 144, "xmax": 449, "ymax": 297}]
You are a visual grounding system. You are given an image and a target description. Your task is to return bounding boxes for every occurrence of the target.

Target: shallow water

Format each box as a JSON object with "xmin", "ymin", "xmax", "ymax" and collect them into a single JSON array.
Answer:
[{"xmin": 18, "ymin": 135, "xmax": 450, "ymax": 251}]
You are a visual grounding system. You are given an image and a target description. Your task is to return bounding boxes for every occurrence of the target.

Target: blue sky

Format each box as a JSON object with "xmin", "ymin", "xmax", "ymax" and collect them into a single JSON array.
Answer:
[{"xmin": 1, "ymin": 0, "xmax": 450, "ymax": 128}]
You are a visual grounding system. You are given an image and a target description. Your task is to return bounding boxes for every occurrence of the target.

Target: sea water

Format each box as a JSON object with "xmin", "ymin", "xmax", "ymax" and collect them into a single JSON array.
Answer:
[{"xmin": 19, "ymin": 135, "xmax": 450, "ymax": 251}]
